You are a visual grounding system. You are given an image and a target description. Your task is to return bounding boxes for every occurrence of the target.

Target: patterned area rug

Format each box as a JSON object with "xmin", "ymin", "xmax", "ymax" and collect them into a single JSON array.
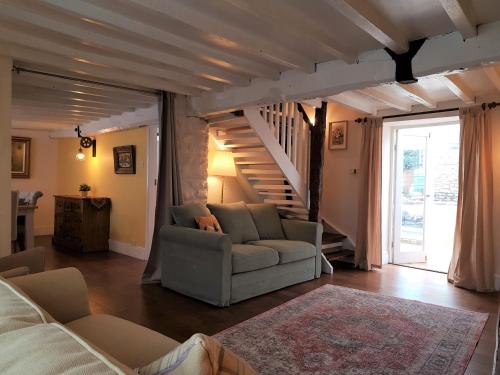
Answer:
[{"xmin": 215, "ymin": 285, "xmax": 488, "ymax": 375}]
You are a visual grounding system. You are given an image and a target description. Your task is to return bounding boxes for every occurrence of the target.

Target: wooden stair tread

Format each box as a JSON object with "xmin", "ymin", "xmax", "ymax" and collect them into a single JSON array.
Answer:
[
  {"xmin": 322, "ymin": 232, "xmax": 347, "ymax": 244},
  {"xmin": 241, "ymin": 169, "xmax": 282, "ymax": 175},
  {"xmin": 208, "ymin": 116, "xmax": 247, "ymax": 127},
  {"xmin": 258, "ymin": 192, "xmax": 297, "ymax": 196},
  {"xmin": 324, "ymin": 249, "xmax": 354, "ymax": 262},
  {"xmin": 276, "ymin": 206, "xmax": 308, "ymax": 214},
  {"xmin": 216, "ymin": 133, "xmax": 257, "ymax": 141},
  {"xmin": 253, "ymin": 184, "xmax": 292, "ymax": 189},
  {"xmin": 235, "ymin": 161, "xmax": 275, "ymax": 165},
  {"xmin": 248, "ymin": 177, "xmax": 286, "ymax": 181},
  {"xmin": 264, "ymin": 199, "xmax": 303, "ymax": 206}
]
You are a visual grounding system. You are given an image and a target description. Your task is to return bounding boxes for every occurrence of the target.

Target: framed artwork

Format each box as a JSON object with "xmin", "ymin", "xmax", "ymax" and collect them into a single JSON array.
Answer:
[
  {"xmin": 113, "ymin": 145, "xmax": 136, "ymax": 174},
  {"xmin": 329, "ymin": 121, "xmax": 347, "ymax": 150},
  {"xmin": 11, "ymin": 137, "xmax": 31, "ymax": 178}
]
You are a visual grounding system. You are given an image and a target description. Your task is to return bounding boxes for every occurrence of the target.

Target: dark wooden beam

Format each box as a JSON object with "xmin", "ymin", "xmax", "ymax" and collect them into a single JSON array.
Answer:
[{"xmin": 308, "ymin": 101, "xmax": 327, "ymax": 222}]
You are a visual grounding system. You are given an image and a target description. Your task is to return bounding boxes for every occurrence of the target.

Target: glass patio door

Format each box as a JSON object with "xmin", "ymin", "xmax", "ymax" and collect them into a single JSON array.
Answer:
[{"xmin": 393, "ymin": 130, "xmax": 429, "ymax": 264}]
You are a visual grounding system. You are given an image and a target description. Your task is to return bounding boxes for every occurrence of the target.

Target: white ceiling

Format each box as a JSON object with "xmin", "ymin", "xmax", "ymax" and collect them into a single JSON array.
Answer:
[{"xmin": 1, "ymin": 0, "xmax": 500, "ymax": 129}]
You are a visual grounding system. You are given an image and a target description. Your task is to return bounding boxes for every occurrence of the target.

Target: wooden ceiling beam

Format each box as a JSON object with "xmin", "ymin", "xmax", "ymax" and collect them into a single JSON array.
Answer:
[
  {"xmin": 325, "ymin": 0, "xmax": 408, "ymax": 53},
  {"xmin": 128, "ymin": 0, "xmax": 315, "ymax": 73},
  {"xmin": 40, "ymin": 0, "xmax": 280, "ymax": 80},
  {"xmin": 440, "ymin": 74, "xmax": 475, "ymax": 104},
  {"xmin": 224, "ymin": 0, "xmax": 357, "ymax": 62},
  {"xmin": 0, "ymin": 42, "xmax": 201, "ymax": 95},
  {"xmin": 394, "ymin": 83, "xmax": 437, "ymax": 108},
  {"xmin": 438, "ymin": 0, "xmax": 477, "ymax": 39},
  {"xmin": 13, "ymin": 84, "xmax": 153, "ymax": 107},
  {"xmin": 0, "ymin": 26, "xmax": 219, "ymax": 92},
  {"xmin": 327, "ymin": 92, "xmax": 378, "ymax": 115},
  {"xmin": 13, "ymin": 98, "xmax": 134, "ymax": 114},
  {"xmin": 483, "ymin": 66, "xmax": 500, "ymax": 92},
  {"xmin": 0, "ymin": 2, "xmax": 249, "ymax": 86},
  {"xmin": 12, "ymin": 106, "xmax": 116, "ymax": 118},
  {"xmin": 358, "ymin": 87, "xmax": 412, "ymax": 112}
]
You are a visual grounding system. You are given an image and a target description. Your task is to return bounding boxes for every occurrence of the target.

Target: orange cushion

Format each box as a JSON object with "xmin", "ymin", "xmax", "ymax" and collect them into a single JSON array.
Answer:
[{"xmin": 195, "ymin": 215, "xmax": 223, "ymax": 233}]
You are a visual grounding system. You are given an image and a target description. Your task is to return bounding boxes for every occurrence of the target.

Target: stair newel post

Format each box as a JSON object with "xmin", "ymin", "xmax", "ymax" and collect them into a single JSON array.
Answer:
[{"xmin": 307, "ymin": 101, "xmax": 327, "ymax": 222}]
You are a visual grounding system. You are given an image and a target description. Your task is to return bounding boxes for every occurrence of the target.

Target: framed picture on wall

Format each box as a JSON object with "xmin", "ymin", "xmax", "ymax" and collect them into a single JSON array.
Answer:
[
  {"xmin": 11, "ymin": 137, "xmax": 31, "ymax": 178},
  {"xmin": 329, "ymin": 121, "xmax": 347, "ymax": 150},
  {"xmin": 113, "ymin": 145, "xmax": 136, "ymax": 174}
]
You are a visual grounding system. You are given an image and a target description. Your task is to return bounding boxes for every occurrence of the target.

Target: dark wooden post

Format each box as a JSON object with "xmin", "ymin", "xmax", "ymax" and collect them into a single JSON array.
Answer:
[{"xmin": 307, "ymin": 102, "xmax": 327, "ymax": 222}]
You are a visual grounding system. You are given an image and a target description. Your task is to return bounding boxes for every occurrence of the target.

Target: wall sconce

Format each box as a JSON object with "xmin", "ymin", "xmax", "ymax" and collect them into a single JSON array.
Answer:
[{"xmin": 75, "ymin": 125, "xmax": 96, "ymax": 160}]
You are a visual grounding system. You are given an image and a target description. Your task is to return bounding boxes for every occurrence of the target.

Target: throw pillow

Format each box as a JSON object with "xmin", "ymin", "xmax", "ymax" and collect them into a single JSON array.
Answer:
[
  {"xmin": 207, "ymin": 202, "xmax": 260, "ymax": 244},
  {"xmin": 138, "ymin": 333, "xmax": 257, "ymax": 375},
  {"xmin": 170, "ymin": 203, "xmax": 211, "ymax": 228},
  {"xmin": 246, "ymin": 203, "xmax": 286, "ymax": 239},
  {"xmin": 195, "ymin": 215, "xmax": 223, "ymax": 233}
]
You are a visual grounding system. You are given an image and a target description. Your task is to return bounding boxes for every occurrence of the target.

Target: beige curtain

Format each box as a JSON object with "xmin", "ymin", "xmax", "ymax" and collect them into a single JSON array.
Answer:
[
  {"xmin": 448, "ymin": 106, "xmax": 495, "ymax": 292},
  {"xmin": 355, "ymin": 118, "xmax": 383, "ymax": 271}
]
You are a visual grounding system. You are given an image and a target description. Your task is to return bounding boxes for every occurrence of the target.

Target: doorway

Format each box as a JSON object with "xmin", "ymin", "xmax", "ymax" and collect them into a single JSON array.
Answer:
[{"xmin": 391, "ymin": 122, "xmax": 460, "ymax": 273}]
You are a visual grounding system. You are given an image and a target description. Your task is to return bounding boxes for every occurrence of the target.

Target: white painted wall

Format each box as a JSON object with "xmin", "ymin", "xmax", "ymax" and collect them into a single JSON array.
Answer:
[{"xmin": 11, "ymin": 129, "xmax": 58, "ymax": 236}]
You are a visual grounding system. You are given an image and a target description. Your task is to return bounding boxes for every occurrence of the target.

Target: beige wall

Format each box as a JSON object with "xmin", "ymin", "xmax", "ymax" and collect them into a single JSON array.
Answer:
[
  {"xmin": 11, "ymin": 129, "xmax": 58, "ymax": 236},
  {"xmin": 320, "ymin": 103, "xmax": 364, "ymax": 242},
  {"xmin": 57, "ymin": 127, "xmax": 148, "ymax": 248}
]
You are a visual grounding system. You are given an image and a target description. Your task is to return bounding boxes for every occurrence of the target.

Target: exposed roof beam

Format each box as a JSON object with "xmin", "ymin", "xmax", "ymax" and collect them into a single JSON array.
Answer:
[
  {"xmin": 359, "ymin": 87, "xmax": 412, "ymax": 111},
  {"xmin": 0, "ymin": 42, "xmax": 201, "ymax": 95},
  {"xmin": 440, "ymin": 74, "xmax": 475, "ymax": 104},
  {"xmin": 12, "ymin": 98, "xmax": 135, "ymax": 113},
  {"xmin": 327, "ymin": 92, "xmax": 378, "ymax": 115},
  {"xmin": 483, "ymin": 66, "xmax": 500, "ymax": 92},
  {"xmin": 0, "ymin": 25, "xmax": 219, "ymax": 92},
  {"xmin": 394, "ymin": 83, "xmax": 437, "ymax": 108},
  {"xmin": 50, "ymin": 104, "xmax": 159, "ymax": 138},
  {"xmin": 325, "ymin": 0, "xmax": 408, "ymax": 53},
  {"xmin": 192, "ymin": 21, "xmax": 500, "ymax": 114},
  {"xmin": 128, "ymin": 0, "xmax": 315, "ymax": 73},
  {"xmin": 12, "ymin": 106, "xmax": 117, "ymax": 118},
  {"xmin": 40, "ymin": 0, "xmax": 280, "ymax": 80},
  {"xmin": 438, "ymin": 0, "xmax": 476, "ymax": 39},
  {"xmin": 0, "ymin": 2, "xmax": 249, "ymax": 86},
  {"xmin": 13, "ymin": 71, "xmax": 158, "ymax": 102},
  {"xmin": 13, "ymin": 84, "xmax": 153, "ymax": 107},
  {"xmin": 224, "ymin": 0, "xmax": 357, "ymax": 62},
  {"xmin": 12, "ymin": 120, "xmax": 76, "ymax": 129},
  {"xmin": 12, "ymin": 114, "xmax": 103, "ymax": 123}
]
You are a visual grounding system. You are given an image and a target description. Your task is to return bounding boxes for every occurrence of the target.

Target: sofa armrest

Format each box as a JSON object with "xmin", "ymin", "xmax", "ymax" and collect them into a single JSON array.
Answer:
[
  {"xmin": 0, "ymin": 266, "xmax": 30, "ymax": 278},
  {"xmin": 281, "ymin": 219, "xmax": 323, "ymax": 278},
  {"xmin": 10, "ymin": 267, "xmax": 91, "ymax": 324},
  {"xmin": 159, "ymin": 225, "xmax": 233, "ymax": 307},
  {"xmin": 0, "ymin": 247, "xmax": 45, "ymax": 275}
]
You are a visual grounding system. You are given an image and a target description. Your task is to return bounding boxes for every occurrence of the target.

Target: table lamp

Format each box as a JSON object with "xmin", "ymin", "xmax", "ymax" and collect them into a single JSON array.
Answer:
[{"xmin": 209, "ymin": 150, "xmax": 237, "ymax": 203}]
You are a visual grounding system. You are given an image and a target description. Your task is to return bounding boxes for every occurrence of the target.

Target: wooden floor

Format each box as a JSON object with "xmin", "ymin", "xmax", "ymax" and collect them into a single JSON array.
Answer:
[{"xmin": 38, "ymin": 236, "xmax": 499, "ymax": 374}]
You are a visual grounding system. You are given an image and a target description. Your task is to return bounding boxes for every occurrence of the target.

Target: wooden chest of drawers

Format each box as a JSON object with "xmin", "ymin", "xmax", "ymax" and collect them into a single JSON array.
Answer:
[{"xmin": 53, "ymin": 195, "xmax": 111, "ymax": 253}]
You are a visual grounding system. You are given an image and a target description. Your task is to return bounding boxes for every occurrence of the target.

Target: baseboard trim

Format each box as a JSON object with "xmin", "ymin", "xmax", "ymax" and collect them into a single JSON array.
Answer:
[
  {"xmin": 34, "ymin": 226, "xmax": 53, "ymax": 236},
  {"xmin": 495, "ymin": 274, "xmax": 500, "ymax": 291},
  {"xmin": 109, "ymin": 239, "xmax": 147, "ymax": 260}
]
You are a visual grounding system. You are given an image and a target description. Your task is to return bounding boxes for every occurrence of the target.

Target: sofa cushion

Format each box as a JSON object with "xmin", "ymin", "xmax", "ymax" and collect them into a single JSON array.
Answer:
[
  {"xmin": 138, "ymin": 333, "xmax": 257, "ymax": 375},
  {"xmin": 0, "ymin": 276, "xmax": 50, "ymax": 335},
  {"xmin": 246, "ymin": 240, "xmax": 316, "ymax": 264},
  {"xmin": 66, "ymin": 314, "xmax": 180, "ymax": 370},
  {"xmin": 246, "ymin": 203, "xmax": 285, "ymax": 240},
  {"xmin": 171, "ymin": 203, "xmax": 211, "ymax": 228},
  {"xmin": 232, "ymin": 244, "xmax": 279, "ymax": 274},
  {"xmin": 207, "ymin": 202, "xmax": 260, "ymax": 244},
  {"xmin": 0, "ymin": 322, "xmax": 135, "ymax": 375}
]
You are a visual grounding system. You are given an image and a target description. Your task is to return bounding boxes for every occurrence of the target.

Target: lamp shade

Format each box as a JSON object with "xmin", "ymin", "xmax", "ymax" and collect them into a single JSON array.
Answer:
[{"xmin": 209, "ymin": 150, "xmax": 236, "ymax": 177}]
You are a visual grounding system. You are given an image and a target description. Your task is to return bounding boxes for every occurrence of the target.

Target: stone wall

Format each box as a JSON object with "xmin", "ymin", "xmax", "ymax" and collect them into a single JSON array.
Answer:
[{"xmin": 175, "ymin": 95, "xmax": 208, "ymax": 204}]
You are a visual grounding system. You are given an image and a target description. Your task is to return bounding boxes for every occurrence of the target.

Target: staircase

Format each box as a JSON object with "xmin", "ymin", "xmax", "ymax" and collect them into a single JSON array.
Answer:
[
  {"xmin": 322, "ymin": 231, "xmax": 354, "ymax": 265},
  {"xmin": 208, "ymin": 101, "xmax": 311, "ymax": 220}
]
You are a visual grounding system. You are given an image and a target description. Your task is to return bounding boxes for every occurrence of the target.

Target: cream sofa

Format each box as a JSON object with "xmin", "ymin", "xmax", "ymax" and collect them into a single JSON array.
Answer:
[{"xmin": 3, "ymin": 267, "xmax": 180, "ymax": 373}]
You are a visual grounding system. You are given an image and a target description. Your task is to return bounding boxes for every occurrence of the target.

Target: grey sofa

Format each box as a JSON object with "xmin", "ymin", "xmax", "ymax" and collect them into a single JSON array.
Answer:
[{"xmin": 159, "ymin": 202, "xmax": 323, "ymax": 306}]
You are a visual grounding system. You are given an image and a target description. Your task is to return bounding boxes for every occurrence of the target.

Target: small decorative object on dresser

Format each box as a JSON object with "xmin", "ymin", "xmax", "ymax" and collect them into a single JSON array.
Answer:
[
  {"xmin": 113, "ymin": 145, "xmax": 136, "ymax": 174},
  {"xmin": 78, "ymin": 183, "xmax": 91, "ymax": 198},
  {"xmin": 11, "ymin": 137, "xmax": 31, "ymax": 178},
  {"xmin": 53, "ymin": 195, "xmax": 111, "ymax": 253},
  {"xmin": 329, "ymin": 121, "xmax": 347, "ymax": 150}
]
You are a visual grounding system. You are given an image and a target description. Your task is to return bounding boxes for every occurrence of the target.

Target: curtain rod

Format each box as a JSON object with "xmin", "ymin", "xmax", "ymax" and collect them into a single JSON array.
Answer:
[
  {"xmin": 12, "ymin": 66, "xmax": 160, "ymax": 96},
  {"xmin": 354, "ymin": 101, "xmax": 500, "ymax": 123}
]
